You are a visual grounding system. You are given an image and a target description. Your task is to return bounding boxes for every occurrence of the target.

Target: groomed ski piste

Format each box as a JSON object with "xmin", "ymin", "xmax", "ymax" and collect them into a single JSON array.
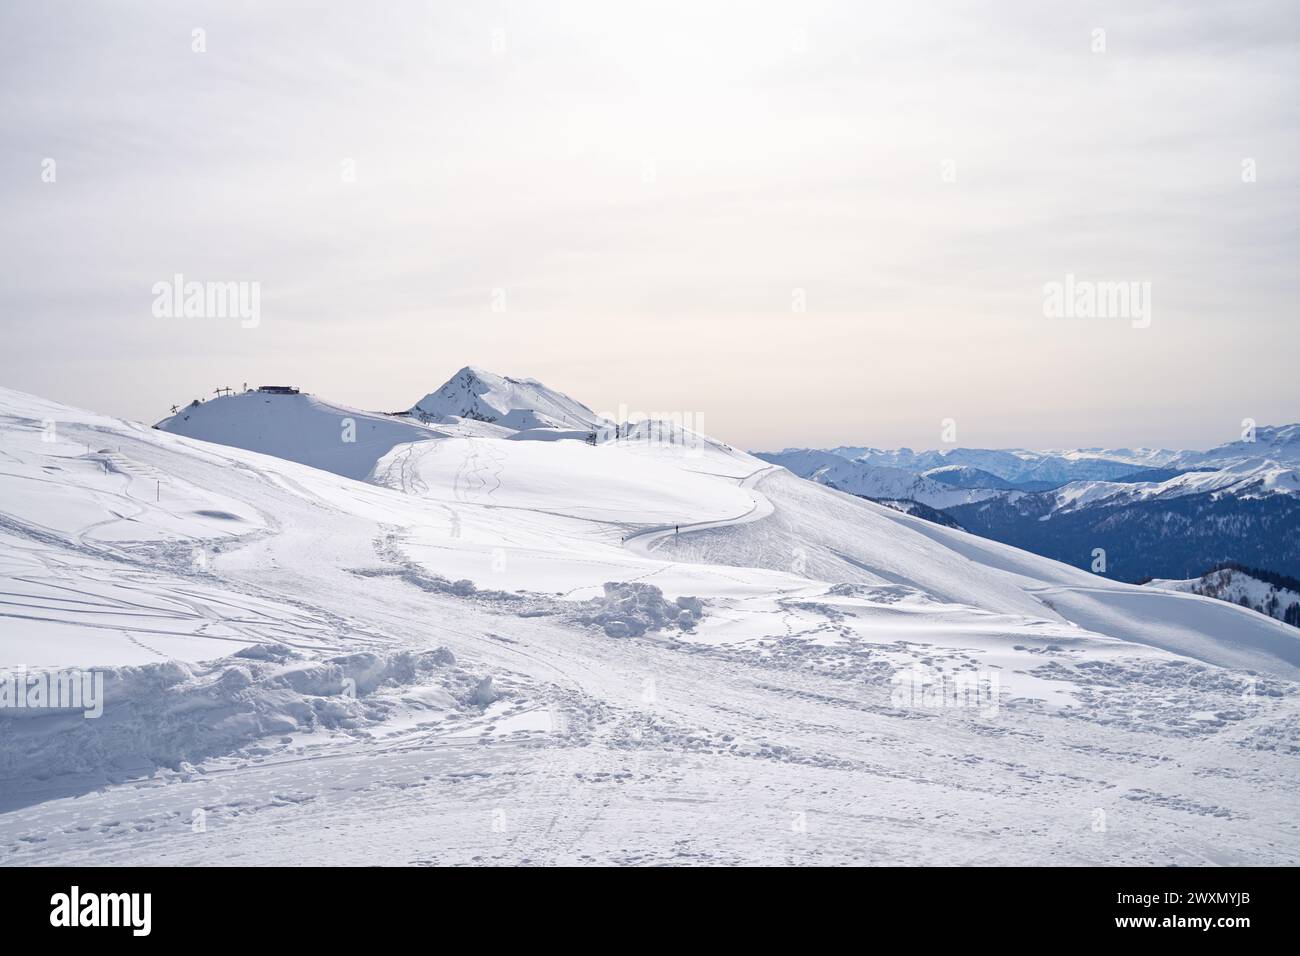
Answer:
[{"xmin": 1, "ymin": 369, "xmax": 1297, "ymax": 865}]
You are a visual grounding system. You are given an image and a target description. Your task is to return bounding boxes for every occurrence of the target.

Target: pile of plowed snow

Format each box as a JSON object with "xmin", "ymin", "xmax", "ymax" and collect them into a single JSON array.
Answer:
[
  {"xmin": 0, "ymin": 646, "xmax": 497, "ymax": 788},
  {"xmin": 573, "ymin": 582, "xmax": 703, "ymax": 637}
]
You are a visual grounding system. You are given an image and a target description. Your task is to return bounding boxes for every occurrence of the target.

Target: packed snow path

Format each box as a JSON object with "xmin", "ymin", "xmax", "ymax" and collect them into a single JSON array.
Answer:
[{"xmin": 622, "ymin": 464, "xmax": 778, "ymax": 556}]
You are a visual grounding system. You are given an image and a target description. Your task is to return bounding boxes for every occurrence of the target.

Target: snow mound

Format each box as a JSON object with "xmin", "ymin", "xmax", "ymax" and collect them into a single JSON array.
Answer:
[
  {"xmin": 155, "ymin": 390, "xmax": 437, "ymax": 480},
  {"xmin": 0, "ymin": 647, "xmax": 488, "ymax": 787},
  {"xmin": 574, "ymin": 582, "xmax": 704, "ymax": 637},
  {"xmin": 409, "ymin": 366, "xmax": 608, "ymax": 432}
]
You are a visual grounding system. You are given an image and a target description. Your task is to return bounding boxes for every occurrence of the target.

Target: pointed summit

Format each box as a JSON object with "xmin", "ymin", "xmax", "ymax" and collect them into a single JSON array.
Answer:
[{"xmin": 408, "ymin": 366, "xmax": 607, "ymax": 432}]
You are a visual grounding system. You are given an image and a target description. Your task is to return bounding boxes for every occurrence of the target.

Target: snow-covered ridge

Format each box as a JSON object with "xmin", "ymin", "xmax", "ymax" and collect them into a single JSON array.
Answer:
[
  {"xmin": 810, "ymin": 446, "xmax": 1163, "ymax": 485},
  {"xmin": 155, "ymin": 389, "xmax": 439, "ymax": 481},
  {"xmin": 1049, "ymin": 459, "xmax": 1300, "ymax": 514},
  {"xmin": 1148, "ymin": 566, "xmax": 1300, "ymax": 628},
  {"xmin": 154, "ymin": 367, "xmax": 614, "ymax": 480},
  {"xmin": 773, "ymin": 423, "xmax": 1300, "ymax": 491},
  {"xmin": 1167, "ymin": 424, "xmax": 1300, "ymax": 469},
  {"xmin": 1052, "ymin": 425, "xmax": 1300, "ymax": 472},
  {"xmin": 408, "ymin": 365, "xmax": 608, "ymax": 432},
  {"xmin": 754, "ymin": 449, "xmax": 1001, "ymax": 509},
  {"xmin": 921, "ymin": 465, "xmax": 1023, "ymax": 491}
]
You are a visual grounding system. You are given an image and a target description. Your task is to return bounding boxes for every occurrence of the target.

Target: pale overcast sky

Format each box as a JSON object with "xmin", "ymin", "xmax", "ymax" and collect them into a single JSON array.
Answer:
[{"xmin": 1, "ymin": 1, "xmax": 1296, "ymax": 451}]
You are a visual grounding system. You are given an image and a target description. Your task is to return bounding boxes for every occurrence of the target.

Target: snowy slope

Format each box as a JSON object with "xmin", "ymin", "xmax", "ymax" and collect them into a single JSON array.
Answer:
[
  {"xmin": 1, "ymin": 382, "xmax": 1298, "ymax": 866},
  {"xmin": 153, "ymin": 367, "xmax": 617, "ymax": 480},
  {"xmin": 155, "ymin": 389, "xmax": 439, "ymax": 480}
]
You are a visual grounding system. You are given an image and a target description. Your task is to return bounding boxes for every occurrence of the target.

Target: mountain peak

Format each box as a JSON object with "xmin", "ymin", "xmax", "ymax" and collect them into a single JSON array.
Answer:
[
  {"xmin": 452, "ymin": 365, "xmax": 528, "ymax": 388},
  {"xmin": 408, "ymin": 367, "xmax": 606, "ymax": 432}
]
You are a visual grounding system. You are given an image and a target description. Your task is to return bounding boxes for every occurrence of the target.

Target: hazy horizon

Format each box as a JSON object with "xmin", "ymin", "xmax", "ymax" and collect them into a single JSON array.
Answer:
[{"xmin": 2, "ymin": 0, "xmax": 1296, "ymax": 452}]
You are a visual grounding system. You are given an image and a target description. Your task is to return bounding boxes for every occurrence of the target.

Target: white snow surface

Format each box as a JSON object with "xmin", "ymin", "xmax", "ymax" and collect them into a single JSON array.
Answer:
[{"xmin": 1, "ymin": 382, "xmax": 1297, "ymax": 866}]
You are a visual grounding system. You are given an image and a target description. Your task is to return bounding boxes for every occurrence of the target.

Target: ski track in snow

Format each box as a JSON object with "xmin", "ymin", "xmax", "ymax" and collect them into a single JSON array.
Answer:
[{"xmin": 0, "ymin": 387, "xmax": 1297, "ymax": 865}]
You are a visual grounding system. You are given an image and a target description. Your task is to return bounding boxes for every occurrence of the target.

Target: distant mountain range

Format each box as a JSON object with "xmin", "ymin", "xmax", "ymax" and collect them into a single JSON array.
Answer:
[
  {"xmin": 751, "ymin": 449, "xmax": 1003, "ymax": 509},
  {"xmin": 819, "ymin": 446, "xmax": 1181, "ymax": 486},
  {"xmin": 756, "ymin": 427, "xmax": 1300, "ymax": 588}
]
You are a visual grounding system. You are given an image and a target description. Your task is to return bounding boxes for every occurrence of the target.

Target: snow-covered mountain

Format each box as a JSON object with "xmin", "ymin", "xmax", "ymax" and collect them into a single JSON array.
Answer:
[
  {"xmin": 155, "ymin": 387, "xmax": 439, "ymax": 480},
  {"xmin": 770, "ymin": 432, "xmax": 1300, "ymax": 584},
  {"xmin": 407, "ymin": 365, "xmax": 608, "ymax": 433},
  {"xmin": 154, "ymin": 366, "xmax": 612, "ymax": 479},
  {"xmin": 922, "ymin": 465, "xmax": 1028, "ymax": 491},
  {"xmin": 866, "ymin": 497, "xmax": 965, "ymax": 529},
  {"xmin": 1046, "ymin": 459, "xmax": 1300, "ymax": 513},
  {"xmin": 1050, "ymin": 446, "xmax": 1184, "ymax": 469},
  {"xmin": 815, "ymin": 446, "xmax": 1171, "ymax": 486},
  {"xmin": 1169, "ymin": 424, "xmax": 1300, "ymax": 470},
  {"xmin": 3, "ymin": 378, "xmax": 1299, "ymax": 866},
  {"xmin": 1148, "ymin": 565, "xmax": 1300, "ymax": 628},
  {"xmin": 948, "ymin": 458, "xmax": 1300, "ymax": 581},
  {"xmin": 806, "ymin": 426, "xmax": 1300, "ymax": 490},
  {"xmin": 754, "ymin": 450, "xmax": 1003, "ymax": 508}
]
